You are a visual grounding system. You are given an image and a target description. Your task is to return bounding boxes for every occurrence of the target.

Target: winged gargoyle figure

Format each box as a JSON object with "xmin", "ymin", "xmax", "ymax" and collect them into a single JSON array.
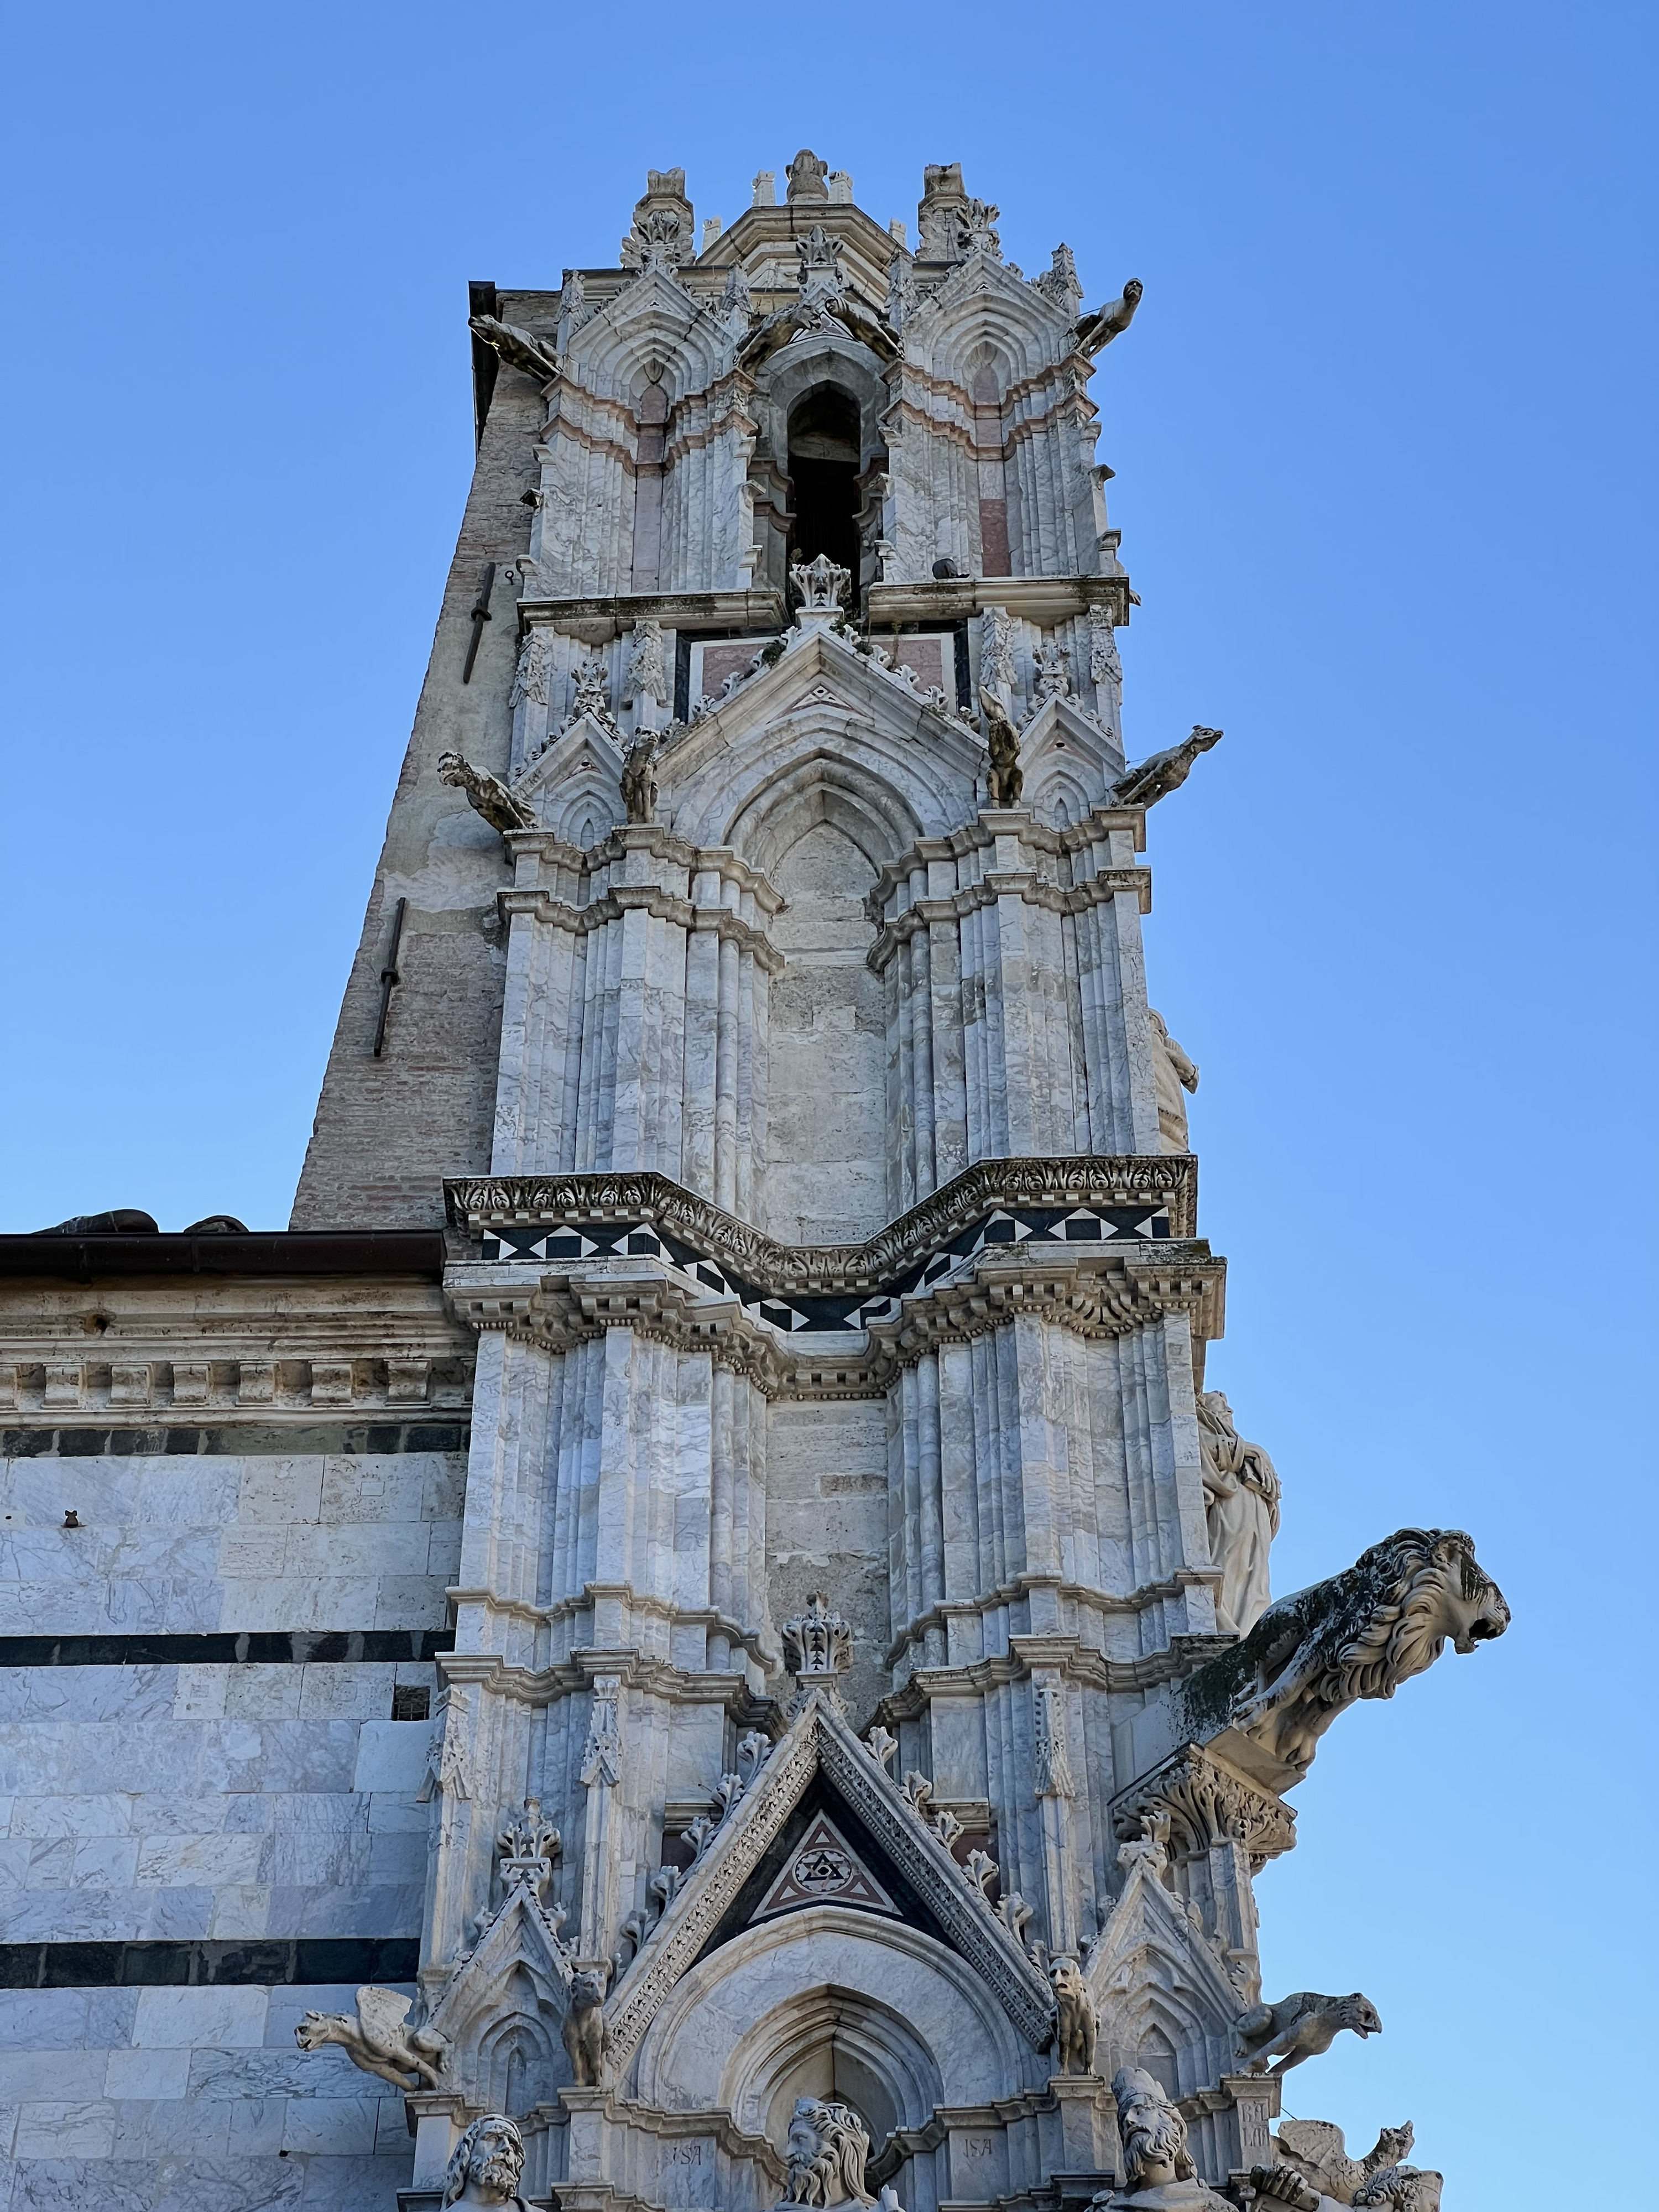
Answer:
[
  {"xmin": 295, "ymin": 1984, "xmax": 448, "ymax": 2092},
  {"xmin": 438, "ymin": 750, "xmax": 537, "ymax": 837},
  {"xmin": 1111, "ymin": 724, "xmax": 1223, "ymax": 810},
  {"xmin": 1076, "ymin": 278, "xmax": 1144, "ymax": 353}
]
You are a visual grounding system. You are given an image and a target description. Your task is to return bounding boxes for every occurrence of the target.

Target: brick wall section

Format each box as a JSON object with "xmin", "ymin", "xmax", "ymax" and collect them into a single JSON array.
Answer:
[{"xmin": 290, "ymin": 349, "xmax": 551, "ymax": 1230}]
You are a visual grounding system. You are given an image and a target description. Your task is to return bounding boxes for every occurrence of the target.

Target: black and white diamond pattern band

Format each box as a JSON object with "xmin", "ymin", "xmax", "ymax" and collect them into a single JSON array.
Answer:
[{"xmin": 481, "ymin": 1203, "xmax": 1170, "ymax": 1333}]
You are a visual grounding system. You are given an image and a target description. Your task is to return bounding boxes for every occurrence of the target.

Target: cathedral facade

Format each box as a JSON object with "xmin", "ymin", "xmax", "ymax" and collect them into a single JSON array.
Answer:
[{"xmin": 0, "ymin": 155, "xmax": 1506, "ymax": 2211}]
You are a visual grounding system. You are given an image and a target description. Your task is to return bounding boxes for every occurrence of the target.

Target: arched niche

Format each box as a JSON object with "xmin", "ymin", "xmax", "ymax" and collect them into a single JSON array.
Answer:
[{"xmin": 629, "ymin": 1906, "xmax": 1025, "ymax": 2122}]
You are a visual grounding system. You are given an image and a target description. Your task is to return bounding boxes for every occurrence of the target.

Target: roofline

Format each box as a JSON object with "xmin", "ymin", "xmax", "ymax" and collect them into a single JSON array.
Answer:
[{"xmin": 0, "ymin": 1230, "xmax": 448, "ymax": 1284}]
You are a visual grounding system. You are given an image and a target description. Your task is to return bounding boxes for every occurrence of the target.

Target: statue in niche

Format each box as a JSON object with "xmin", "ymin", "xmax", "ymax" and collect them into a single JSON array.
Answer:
[
  {"xmin": 562, "ymin": 1965, "xmax": 609, "ymax": 2085},
  {"xmin": 1147, "ymin": 1008, "xmax": 1198, "ymax": 1151},
  {"xmin": 1091, "ymin": 2067, "xmax": 1230, "ymax": 2208},
  {"xmin": 979, "ymin": 686, "xmax": 1024, "ymax": 806},
  {"xmin": 782, "ymin": 2098, "xmax": 875, "ymax": 2208},
  {"xmin": 442, "ymin": 2115, "xmax": 534, "ymax": 2209},
  {"xmin": 1197, "ymin": 1390, "xmax": 1282, "ymax": 1637},
  {"xmin": 623, "ymin": 617, "xmax": 667, "ymax": 707},
  {"xmin": 1050, "ymin": 1954, "xmax": 1098, "ymax": 2075},
  {"xmin": 620, "ymin": 730, "xmax": 658, "ymax": 825}
]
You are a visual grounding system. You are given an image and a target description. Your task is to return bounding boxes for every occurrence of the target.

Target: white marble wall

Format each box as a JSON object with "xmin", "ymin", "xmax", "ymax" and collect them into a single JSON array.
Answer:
[{"xmin": 0, "ymin": 1982, "xmax": 413, "ymax": 2208}]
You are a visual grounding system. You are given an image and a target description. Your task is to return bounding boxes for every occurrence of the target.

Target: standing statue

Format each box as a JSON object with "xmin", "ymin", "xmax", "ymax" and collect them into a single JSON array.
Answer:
[
  {"xmin": 979, "ymin": 686, "xmax": 1024, "ymax": 806},
  {"xmin": 442, "ymin": 2115, "xmax": 534, "ymax": 2209},
  {"xmin": 1197, "ymin": 1390, "xmax": 1281, "ymax": 1636},
  {"xmin": 619, "ymin": 730, "xmax": 658, "ymax": 825},
  {"xmin": 1147, "ymin": 1008, "xmax": 1199, "ymax": 1151},
  {"xmin": 1050, "ymin": 1955, "xmax": 1098, "ymax": 2075},
  {"xmin": 437, "ymin": 751, "xmax": 537, "ymax": 838},
  {"xmin": 294, "ymin": 1984, "xmax": 447, "ymax": 2091},
  {"xmin": 782, "ymin": 2098, "xmax": 876, "ymax": 2208},
  {"xmin": 1235, "ymin": 1991, "xmax": 1382, "ymax": 2077},
  {"xmin": 1093, "ymin": 2067, "xmax": 1230, "ymax": 2208},
  {"xmin": 562, "ymin": 1966, "xmax": 608, "ymax": 2086}
]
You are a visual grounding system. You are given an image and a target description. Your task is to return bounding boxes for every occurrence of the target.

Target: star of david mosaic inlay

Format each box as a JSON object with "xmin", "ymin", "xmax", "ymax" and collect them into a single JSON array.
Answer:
[{"xmin": 750, "ymin": 1810, "xmax": 898, "ymax": 1922}]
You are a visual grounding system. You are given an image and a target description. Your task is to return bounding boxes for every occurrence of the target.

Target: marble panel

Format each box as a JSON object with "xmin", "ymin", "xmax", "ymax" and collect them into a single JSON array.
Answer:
[
  {"xmin": 133, "ymin": 1984, "xmax": 269, "ymax": 2049},
  {"xmin": 13, "ymin": 2100, "xmax": 118, "ymax": 2159},
  {"xmin": 352, "ymin": 1722, "xmax": 433, "ymax": 1793},
  {"xmin": 104, "ymin": 2047, "xmax": 193, "ymax": 2101}
]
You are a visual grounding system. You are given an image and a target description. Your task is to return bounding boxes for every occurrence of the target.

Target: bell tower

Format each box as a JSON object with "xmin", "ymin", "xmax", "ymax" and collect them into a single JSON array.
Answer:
[{"xmin": 286, "ymin": 154, "xmax": 1508, "ymax": 2209}]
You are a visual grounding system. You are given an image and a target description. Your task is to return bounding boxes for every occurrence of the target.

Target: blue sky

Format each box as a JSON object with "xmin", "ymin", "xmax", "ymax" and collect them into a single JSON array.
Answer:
[{"xmin": 2, "ymin": 2, "xmax": 1654, "ymax": 2197}]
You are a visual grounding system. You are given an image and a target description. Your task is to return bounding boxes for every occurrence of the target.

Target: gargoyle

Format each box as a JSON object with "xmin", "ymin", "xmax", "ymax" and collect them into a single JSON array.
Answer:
[
  {"xmin": 1180, "ymin": 1526, "xmax": 1509, "ymax": 1782},
  {"xmin": 437, "ymin": 750, "xmax": 537, "ymax": 837},
  {"xmin": 468, "ymin": 312, "xmax": 560, "ymax": 385},
  {"xmin": 1050, "ymin": 1954, "xmax": 1098, "ymax": 2075},
  {"xmin": 294, "ymin": 1984, "xmax": 447, "ymax": 2091},
  {"xmin": 1111, "ymin": 725, "xmax": 1222, "ymax": 810},
  {"xmin": 979, "ymin": 686, "xmax": 1024, "ymax": 806},
  {"xmin": 619, "ymin": 730, "xmax": 658, "ymax": 825},
  {"xmin": 1253, "ymin": 2154, "xmax": 1441, "ymax": 2211},
  {"xmin": 1235, "ymin": 1990, "xmax": 1381, "ymax": 2077},
  {"xmin": 1077, "ymin": 278, "xmax": 1144, "ymax": 353},
  {"xmin": 1270, "ymin": 2120, "xmax": 1416, "ymax": 2205}
]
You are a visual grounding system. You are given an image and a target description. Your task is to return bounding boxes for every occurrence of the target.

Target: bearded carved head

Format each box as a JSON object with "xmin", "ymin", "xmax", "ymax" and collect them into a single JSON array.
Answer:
[
  {"xmin": 783, "ymin": 2097, "xmax": 875, "ymax": 2208},
  {"xmin": 444, "ymin": 2115, "xmax": 525, "ymax": 2205},
  {"xmin": 1110, "ymin": 2067, "xmax": 1194, "ymax": 2188}
]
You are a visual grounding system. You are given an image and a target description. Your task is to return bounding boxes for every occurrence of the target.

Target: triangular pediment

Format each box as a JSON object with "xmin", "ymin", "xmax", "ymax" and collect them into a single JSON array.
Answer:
[
  {"xmin": 426, "ymin": 1874, "xmax": 576, "ymax": 2052},
  {"xmin": 1083, "ymin": 1856, "xmax": 1240, "ymax": 2044},
  {"xmin": 1018, "ymin": 693, "xmax": 1125, "ymax": 824},
  {"xmin": 602, "ymin": 1691, "xmax": 1052, "ymax": 2070}
]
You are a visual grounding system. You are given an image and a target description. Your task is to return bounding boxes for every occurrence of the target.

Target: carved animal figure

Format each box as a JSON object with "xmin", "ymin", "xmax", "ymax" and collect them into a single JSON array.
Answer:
[
  {"xmin": 437, "ymin": 751, "xmax": 537, "ymax": 837},
  {"xmin": 1272, "ymin": 2120, "xmax": 1415, "ymax": 2204},
  {"xmin": 1235, "ymin": 1991, "xmax": 1382, "ymax": 2077},
  {"xmin": 1213, "ymin": 1528, "xmax": 1510, "ymax": 1777},
  {"xmin": 1050, "ymin": 1955, "xmax": 1098, "ymax": 2075},
  {"xmin": 468, "ymin": 313, "xmax": 559, "ymax": 385},
  {"xmin": 561, "ymin": 1967, "xmax": 608, "ymax": 2086},
  {"xmin": 443, "ymin": 2114, "xmax": 533, "ymax": 2209},
  {"xmin": 784, "ymin": 2096, "xmax": 876, "ymax": 2208},
  {"xmin": 294, "ymin": 1984, "xmax": 447, "ymax": 2091},
  {"xmin": 978, "ymin": 686, "xmax": 1024, "ymax": 806},
  {"xmin": 1079, "ymin": 278, "xmax": 1145, "ymax": 352},
  {"xmin": 619, "ymin": 732, "xmax": 658, "ymax": 825},
  {"xmin": 1252, "ymin": 2158, "xmax": 1440, "ymax": 2212},
  {"xmin": 1111, "ymin": 724, "xmax": 1222, "ymax": 810}
]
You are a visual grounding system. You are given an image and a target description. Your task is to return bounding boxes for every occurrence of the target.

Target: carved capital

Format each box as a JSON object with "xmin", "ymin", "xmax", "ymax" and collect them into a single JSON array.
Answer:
[{"xmin": 1113, "ymin": 1746, "xmax": 1295, "ymax": 1871}]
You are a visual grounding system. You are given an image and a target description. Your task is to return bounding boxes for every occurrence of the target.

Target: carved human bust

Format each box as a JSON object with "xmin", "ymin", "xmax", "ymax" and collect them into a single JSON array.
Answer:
[
  {"xmin": 1094, "ymin": 2068, "xmax": 1230, "ymax": 2209},
  {"xmin": 442, "ymin": 2115, "xmax": 531, "ymax": 2209},
  {"xmin": 782, "ymin": 2096, "xmax": 875, "ymax": 2209}
]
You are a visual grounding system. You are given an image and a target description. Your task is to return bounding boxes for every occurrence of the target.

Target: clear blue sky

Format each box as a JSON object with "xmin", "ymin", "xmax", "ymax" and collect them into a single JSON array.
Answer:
[{"xmin": 2, "ymin": 3, "xmax": 1653, "ymax": 2198}]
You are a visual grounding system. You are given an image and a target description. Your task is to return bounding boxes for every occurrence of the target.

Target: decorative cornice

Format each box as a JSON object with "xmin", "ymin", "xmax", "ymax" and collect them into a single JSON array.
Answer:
[
  {"xmin": 867, "ymin": 575, "xmax": 1133, "ymax": 632},
  {"xmin": 866, "ymin": 869, "xmax": 1151, "ymax": 972},
  {"xmin": 1110, "ymin": 1744, "xmax": 1296, "ymax": 1872},
  {"xmin": 515, "ymin": 588, "xmax": 787, "ymax": 635},
  {"xmin": 445, "ymin": 1154, "xmax": 1197, "ymax": 1276},
  {"xmin": 498, "ymin": 885, "xmax": 786, "ymax": 973},
  {"xmin": 874, "ymin": 1631, "xmax": 1239, "ymax": 1713},
  {"xmin": 865, "ymin": 807, "xmax": 1146, "ymax": 916}
]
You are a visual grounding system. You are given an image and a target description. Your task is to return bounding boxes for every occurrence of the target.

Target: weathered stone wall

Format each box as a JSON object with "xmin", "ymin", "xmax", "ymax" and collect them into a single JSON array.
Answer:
[{"xmin": 289, "ymin": 359, "xmax": 547, "ymax": 1232}]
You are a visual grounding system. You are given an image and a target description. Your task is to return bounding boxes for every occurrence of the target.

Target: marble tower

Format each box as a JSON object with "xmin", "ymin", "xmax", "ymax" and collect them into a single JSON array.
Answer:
[{"xmin": 0, "ymin": 155, "xmax": 1507, "ymax": 2212}]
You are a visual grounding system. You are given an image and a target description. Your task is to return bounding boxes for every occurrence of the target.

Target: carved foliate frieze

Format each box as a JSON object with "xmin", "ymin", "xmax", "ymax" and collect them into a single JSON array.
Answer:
[{"xmin": 1112, "ymin": 1746, "xmax": 1296, "ymax": 1871}]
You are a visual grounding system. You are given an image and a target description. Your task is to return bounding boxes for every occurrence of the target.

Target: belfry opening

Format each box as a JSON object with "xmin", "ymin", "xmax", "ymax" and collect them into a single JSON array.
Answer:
[{"xmin": 787, "ymin": 384, "xmax": 861, "ymax": 577}]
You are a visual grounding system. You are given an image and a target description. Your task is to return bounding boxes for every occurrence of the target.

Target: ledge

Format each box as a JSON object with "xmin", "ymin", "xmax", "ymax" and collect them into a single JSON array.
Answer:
[
  {"xmin": 868, "ymin": 575, "xmax": 1132, "ymax": 630},
  {"xmin": 516, "ymin": 588, "xmax": 787, "ymax": 637},
  {"xmin": 0, "ymin": 1229, "xmax": 448, "ymax": 1282}
]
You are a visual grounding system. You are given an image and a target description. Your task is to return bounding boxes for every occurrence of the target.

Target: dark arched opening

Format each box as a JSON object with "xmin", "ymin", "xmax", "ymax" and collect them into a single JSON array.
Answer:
[{"xmin": 787, "ymin": 386, "xmax": 861, "ymax": 578}]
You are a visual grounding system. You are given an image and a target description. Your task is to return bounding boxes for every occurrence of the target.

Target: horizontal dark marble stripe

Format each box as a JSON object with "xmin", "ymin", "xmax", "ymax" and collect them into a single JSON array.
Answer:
[
  {"xmin": 0, "ymin": 1230, "xmax": 445, "ymax": 1281},
  {"xmin": 0, "ymin": 1629, "xmax": 454, "ymax": 1668},
  {"xmin": 0, "ymin": 1937, "xmax": 421, "ymax": 1988},
  {"xmin": 1, "ymin": 1422, "xmax": 469, "ymax": 1457}
]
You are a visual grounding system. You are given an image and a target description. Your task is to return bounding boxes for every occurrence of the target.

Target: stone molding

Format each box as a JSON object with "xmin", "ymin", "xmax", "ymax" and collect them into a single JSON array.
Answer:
[
  {"xmin": 513, "ymin": 590, "xmax": 787, "ymax": 639},
  {"xmin": 1109, "ymin": 1745, "xmax": 1297, "ymax": 1872},
  {"xmin": 865, "ymin": 806, "xmax": 1146, "ymax": 914},
  {"xmin": 864, "ymin": 1249, "xmax": 1225, "ymax": 1364},
  {"xmin": 0, "ymin": 1274, "xmax": 472, "ymax": 1421},
  {"xmin": 867, "ymin": 575, "xmax": 1133, "ymax": 630},
  {"xmin": 446, "ymin": 1154, "xmax": 1198, "ymax": 1278},
  {"xmin": 865, "ymin": 868, "xmax": 1153, "ymax": 974},
  {"xmin": 439, "ymin": 1644, "xmax": 777, "ymax": 1722},
  {"xmin": 877, "ymin": 1630, "xmax": 1239, "ymax": 1711},
  {"xmin": 503, "ymin": 826, "xmax": 786, "ymax": 912},
  {"xmin": 603, "ymin": 1690, "xmax": 1053, "ymax": 2067},
  {"xmin": 498, "ymin": 885, "xmax": 787, "ymax": 974}
]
